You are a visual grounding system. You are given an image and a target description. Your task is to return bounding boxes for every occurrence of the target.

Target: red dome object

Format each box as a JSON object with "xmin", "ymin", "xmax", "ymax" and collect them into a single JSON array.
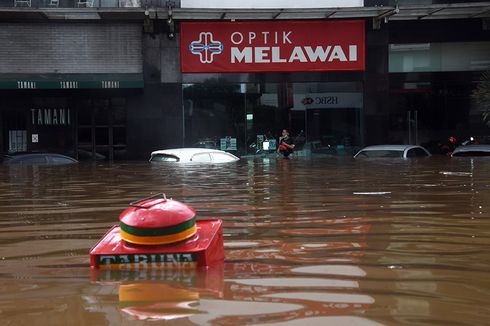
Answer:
[
  {"xmin": 119, "ymin": 194, "xmax": 197, "ymax": 245},
  {"xmin": 89, "ymin": 193, "xmax": 224, "ymax": 270}
]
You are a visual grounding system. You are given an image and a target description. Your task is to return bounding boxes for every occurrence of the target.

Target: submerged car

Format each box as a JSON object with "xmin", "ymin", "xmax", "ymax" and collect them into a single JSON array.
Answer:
[
  {"xmin": 451, "ymin": 144, "xmax": 490, "ymax": 157},
  {"xmin": 2, "ymin": 153, "xmax": 78, "ymax": 165},
  {"xmin": 354, "ymin": 145, "xmax": 431, "ymax": 158},
  {"xmin": 150, "ymin": 148, "xmax": 239, "ymax": 163}
]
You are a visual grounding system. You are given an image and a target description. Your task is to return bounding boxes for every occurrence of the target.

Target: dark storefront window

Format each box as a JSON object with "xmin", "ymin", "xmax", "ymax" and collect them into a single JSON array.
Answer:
[
  {"xmin": 76, "ymin": 97, "xmax": 127, "ymax": 160},
  {"xmin": 183, "ymin": 80, "xmax": 288, "ymax": 156},
  {"xmin": 388, "ymin": 41, "xmax": 490, "ymax": 150},
  {"xmin": 182, "ymin": 79, "xmax": 364, "ymax": 156}
]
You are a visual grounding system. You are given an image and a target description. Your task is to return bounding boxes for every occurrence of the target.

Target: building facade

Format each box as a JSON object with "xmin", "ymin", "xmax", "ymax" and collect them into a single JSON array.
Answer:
[{"xmin": 0, "ymin": 1, "xmax": 489, "ymax": 159}]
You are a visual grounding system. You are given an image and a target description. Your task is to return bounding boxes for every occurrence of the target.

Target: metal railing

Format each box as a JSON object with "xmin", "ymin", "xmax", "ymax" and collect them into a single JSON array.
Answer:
[{"xmin": 2, "ymin": 0, "xmax": 175, "ymax": 9}]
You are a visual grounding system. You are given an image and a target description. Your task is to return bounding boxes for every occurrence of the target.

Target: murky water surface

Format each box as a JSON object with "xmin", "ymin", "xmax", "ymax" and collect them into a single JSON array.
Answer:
[{"xmin": 0, "ymin": 156, "xmax": 489, "ymax": 325}]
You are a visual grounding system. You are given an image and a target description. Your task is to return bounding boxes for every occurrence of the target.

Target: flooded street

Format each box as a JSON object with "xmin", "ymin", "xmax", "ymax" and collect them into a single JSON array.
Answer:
[{"xmin": 0, "ymin": 156, "xmax": 489, "ymax": 325}]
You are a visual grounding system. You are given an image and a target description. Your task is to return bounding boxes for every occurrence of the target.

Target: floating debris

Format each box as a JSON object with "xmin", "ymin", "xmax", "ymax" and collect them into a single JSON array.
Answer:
[
  {"xmin": 440, "ymin": 171, "xmax": 472, "ymax": 176},
  {"xmin": 353, "ymin": 192, "xmax": 392, "ymax": 195}
]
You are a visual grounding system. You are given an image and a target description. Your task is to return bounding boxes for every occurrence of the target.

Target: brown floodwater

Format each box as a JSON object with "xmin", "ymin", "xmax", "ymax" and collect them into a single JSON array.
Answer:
[{"xmin": 0, "ymin": 156, "xmax": 489, "ymax": 325}]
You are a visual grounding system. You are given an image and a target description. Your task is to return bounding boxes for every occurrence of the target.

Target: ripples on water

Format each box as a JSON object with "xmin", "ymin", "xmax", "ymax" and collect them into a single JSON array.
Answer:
[{"xmin": 0, "ymin": 156, "xmax": 489, "ymax": 325}]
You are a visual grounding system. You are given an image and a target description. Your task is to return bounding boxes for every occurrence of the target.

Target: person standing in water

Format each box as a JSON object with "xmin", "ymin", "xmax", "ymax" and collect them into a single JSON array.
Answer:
[{"xmin": 277, "ymin": 129, "xmax": 295, "ymax": 159}]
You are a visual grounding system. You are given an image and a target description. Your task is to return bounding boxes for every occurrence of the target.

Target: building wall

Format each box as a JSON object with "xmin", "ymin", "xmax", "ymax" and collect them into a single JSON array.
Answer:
[
  {"xmin": 0, "ymin": 22, "xmax": 142, "ymax": 74},
  {"xmin": 125, "ymin": 32, "xmax": 183, "ymax": 159}
]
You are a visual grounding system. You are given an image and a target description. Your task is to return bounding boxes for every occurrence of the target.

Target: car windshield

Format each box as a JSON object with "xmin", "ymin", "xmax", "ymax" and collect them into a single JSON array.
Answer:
[
  {"xmin": 150, "ymin": 154, "xmax": 179, "ymax": 162},
  {"xmin": 357, "ymin": 150, "xmax": 404, "ymax": 158}
]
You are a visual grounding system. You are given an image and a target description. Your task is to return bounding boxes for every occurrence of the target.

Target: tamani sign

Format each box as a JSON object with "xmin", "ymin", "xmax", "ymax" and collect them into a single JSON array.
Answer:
[{"xmin": 181, "ymin": 20, "xmax": 365, "ymax": 73}]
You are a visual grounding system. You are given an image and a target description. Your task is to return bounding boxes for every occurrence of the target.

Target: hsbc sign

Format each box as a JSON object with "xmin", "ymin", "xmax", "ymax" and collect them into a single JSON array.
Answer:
[{"xmin": 181, "ymin": 20, "xmax": 365, "ymax": 73}]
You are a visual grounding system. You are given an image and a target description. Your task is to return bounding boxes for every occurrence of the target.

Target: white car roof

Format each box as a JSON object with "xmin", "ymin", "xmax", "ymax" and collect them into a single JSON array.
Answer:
[
  {"xmin": 358, "ymin": 145, "xmax": 421, "ymax": 151},
  {"xmin": 150, "ymin": 148, "xmax": 239, "ymax": 162},
  {"xmin": 354, "ymin": 144, "xmax": 431, "ymax": 158}
]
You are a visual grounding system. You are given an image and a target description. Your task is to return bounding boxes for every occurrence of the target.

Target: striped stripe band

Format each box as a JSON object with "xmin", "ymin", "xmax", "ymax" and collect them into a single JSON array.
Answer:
[
  {"xmin": 120, "ymin": 224, "xmax": 197, "ymax": 245},
  {"xmin": 120, "ymin": 218, "xmax": 196, "ymax": 237}
]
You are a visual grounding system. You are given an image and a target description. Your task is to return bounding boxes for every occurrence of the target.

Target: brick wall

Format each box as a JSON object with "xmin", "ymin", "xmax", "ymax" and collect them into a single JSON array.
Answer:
[{"xmin": 0, "ymin": 22, "xmax": 142, "ymax": 74}]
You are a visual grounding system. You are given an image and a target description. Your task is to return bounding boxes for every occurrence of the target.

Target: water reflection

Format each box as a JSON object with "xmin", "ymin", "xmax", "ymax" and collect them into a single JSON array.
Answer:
[{"xmin": 0, "ymin": 156, "xmax": 489, "ymax": 325}]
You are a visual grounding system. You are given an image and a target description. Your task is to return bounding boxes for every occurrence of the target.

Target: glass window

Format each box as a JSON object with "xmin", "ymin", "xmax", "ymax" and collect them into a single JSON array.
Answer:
[
  {"xmin": 406, "ymin": 148, "xmax": 429, "ymax": 157},
  {"xmin": 191, "ymin": 153, "xmax": 212, "ymax": 162},
  {"xmin": 389, "ymin": 42, "xmax": 490, "ymax": 73},
  {"xmin": 150, "ymin": 154, "xmax": 179, "ymax": 162},
  {"xmin": 183, "ymin": 80, "xmax": 364, "ymax": 156}
]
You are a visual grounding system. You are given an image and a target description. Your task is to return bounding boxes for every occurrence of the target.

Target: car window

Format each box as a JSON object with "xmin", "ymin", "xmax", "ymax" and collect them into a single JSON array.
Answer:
[
  {"xmin": 191, "ymin": 153, "xmax": 212, "ymax": 162},
  {"xmin": 406, "ymin": 148, "xmax": 429, "ymax": 157},
  {"xmin": 211, "ymin": 152, "xmax": 236, "ymax": 163},
  {"xmin": 357, "ymin": 150, "xmax": 403, "ymax": 158},
  {"xmin": 150, "ymin": 154, "xmax": 179, "ymax": 162}
]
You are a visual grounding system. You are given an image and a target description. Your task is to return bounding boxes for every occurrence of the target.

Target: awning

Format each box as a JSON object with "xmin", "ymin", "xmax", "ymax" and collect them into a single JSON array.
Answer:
[
  {"xmin": 0, "ymin": 2, "xmax": 489, "ymax": 21},
  {"xmin": 0, "ymin": 73, "xmax": 144, "ymax": 90}
]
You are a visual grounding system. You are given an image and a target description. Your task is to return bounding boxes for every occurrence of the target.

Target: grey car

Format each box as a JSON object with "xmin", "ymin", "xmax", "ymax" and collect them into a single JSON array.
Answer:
[
  {"xmin": 451, "ymin": 144, "xmax": 490, "ymax": 157},
  {"xmin": 2, "ymin": 153, "xmax": 78, "ymax": 165},
  {"xmin": 354, "ymin": 145, "xmax": 431, "ymax": 158}
]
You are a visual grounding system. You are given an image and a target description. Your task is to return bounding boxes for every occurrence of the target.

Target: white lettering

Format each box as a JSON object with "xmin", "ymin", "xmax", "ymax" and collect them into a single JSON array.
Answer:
[
  {"xmin": 134, "ymin": 254, "xmax": 148, "ymax": 265},
  {"xmin": 248, "ymin": 32, "xmax": 256, "ymax": 44},
  {"xmin": 271, "ymin": 47, "xmax": 286, "ymax": 63},
  {"xmin": 59, "ymin": 109, "xmax": 66, "ymax": 125},
  {"xmin": 349, "ymin": 45, "xmax": 357, "ymax": 61},
  {"xmin": 262, "ymin": 31, "xmax": 269, "ymax": 44},
  {"xmin": 231, "ymin": 47, "xmax": 253, "ymax": 63},
  {"xmin": 289, "ymin": 47, "xmax": 307, "ymax": 62},
  {"xmin": 99, "ymin": 255, "xmax": 117, "ymax": 265},
  {"xmin": 329, "ymin": 45, "xmax": 347, "ymax": 62},
  {"xmin": 304, "ymin": 46, "xmax": 331, "ymax": 62},
  {"xmin": 37, "ymin": 109, "xmax": 43, "ymax": 125},
  {"xmin": 229, "ymin": 44, "xmax": 357, "ymax": 65},
  {"xmin": 31, "ymin": 109, "xmax": 35, "ymax": 125},
  {"xmin": 44, "ymin": 109, "xmax": 52, "ymax": 125},
  {"xmin": 118, "ymin": 255, "xmax": 130, "ymax": 263},
  {"xmin": 255, "ymin": 47, "xmax": 270, "ymax": 63},
  {"xmin": 52, "ymin": 109, "xmax": 58, "ymax": 125},
  {"xmin": 231, "ymin": 32, "xmax": 243, "ymax": 45},
  {"xmin": 283, "ymin": 31, "xmax": 292, "ymax": 44}
]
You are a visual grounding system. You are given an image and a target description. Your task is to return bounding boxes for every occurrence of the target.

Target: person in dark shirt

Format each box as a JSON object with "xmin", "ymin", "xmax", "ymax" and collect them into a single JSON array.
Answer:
[{"xmin": 277, "ymin": 129, "xmax": 295, "ymax": 159}]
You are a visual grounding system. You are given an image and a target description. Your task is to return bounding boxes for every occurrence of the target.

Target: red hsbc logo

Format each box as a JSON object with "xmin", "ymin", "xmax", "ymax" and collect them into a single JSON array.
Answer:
[{"xmin": 181, "ymin": 20, "xmax": 365, "ymax": 73}]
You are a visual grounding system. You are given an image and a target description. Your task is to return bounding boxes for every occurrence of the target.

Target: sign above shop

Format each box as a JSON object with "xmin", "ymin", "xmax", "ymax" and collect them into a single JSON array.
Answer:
[
  {"xmin": 181, "ymin": 20, "xmax": 365, "ymax": 73},
  {"xmin": 293, "ymin": 92, "xmax": 363, "ymax": 110},
  {"xmin": 31, "ymin": 109, "xmax": 71, "ymax": 126},
  {"xmin": 0, "ymin": 74, "xmax": 144, "ymax": 90}
]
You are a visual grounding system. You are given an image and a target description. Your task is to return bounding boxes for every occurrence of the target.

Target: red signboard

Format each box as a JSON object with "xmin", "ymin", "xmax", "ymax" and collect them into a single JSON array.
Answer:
[{"xmin": 181, "ymin": 20, "xmax": 365, "ymax": 73}]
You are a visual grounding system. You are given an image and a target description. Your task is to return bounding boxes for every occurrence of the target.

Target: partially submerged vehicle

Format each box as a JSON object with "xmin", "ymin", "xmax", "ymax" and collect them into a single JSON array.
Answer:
[
  {"xmin": 451, "ymin": 144, "xmax": 490, "ymax": 157},
  {"xmin": 1, "ymin": 152, "xmax": 78, "ymax": 165},
  {"xmin": 149, "ymin": 148, "xmax": 239, "ymax": 163},
  {"xmin": 354, "ymin": 145, "xmax": 431, "ymax": 158}
]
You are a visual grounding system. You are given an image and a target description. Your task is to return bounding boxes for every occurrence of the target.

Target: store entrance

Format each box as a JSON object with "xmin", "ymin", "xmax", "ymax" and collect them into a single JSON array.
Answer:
[
  {"xmin": 305, "ymin": 108, "xmax": 361, "ymax": 153},
  {"xmin": 76, "ymin": 98, "xmax": 127, "ymax": 161}
]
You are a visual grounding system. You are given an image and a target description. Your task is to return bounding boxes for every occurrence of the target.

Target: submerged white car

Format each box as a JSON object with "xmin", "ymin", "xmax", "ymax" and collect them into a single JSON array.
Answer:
[
  {"xmin": 354, "ymin": 145, "xmax": 431, "ymax": 158},
  {"xmin": 150, "ymin": 148, "xmax": 239, "ymax": 163}
]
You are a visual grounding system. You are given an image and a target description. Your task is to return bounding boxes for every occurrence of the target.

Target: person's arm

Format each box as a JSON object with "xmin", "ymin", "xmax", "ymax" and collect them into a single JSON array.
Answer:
[{"xmin": 282, "ymin": 142, "xmax": 295, "ymax": 149}]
